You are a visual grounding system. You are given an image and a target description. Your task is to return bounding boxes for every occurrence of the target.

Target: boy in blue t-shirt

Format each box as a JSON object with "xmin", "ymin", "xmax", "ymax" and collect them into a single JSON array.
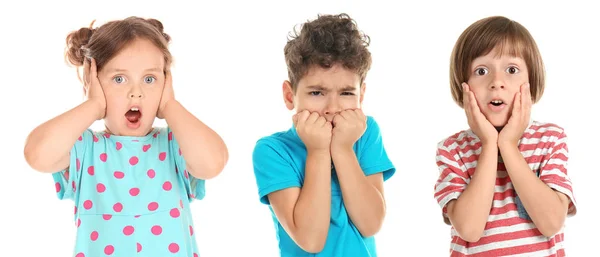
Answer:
[{"xmin": 252, "ymin": 13, "xmax": 396, "ymax": 257}]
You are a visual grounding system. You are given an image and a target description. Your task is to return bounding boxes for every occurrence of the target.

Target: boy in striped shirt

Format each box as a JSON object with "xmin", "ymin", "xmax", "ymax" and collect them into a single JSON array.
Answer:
[{"xmin": 434, "ymin": 16, "xmax": 577, "ymax": 256}]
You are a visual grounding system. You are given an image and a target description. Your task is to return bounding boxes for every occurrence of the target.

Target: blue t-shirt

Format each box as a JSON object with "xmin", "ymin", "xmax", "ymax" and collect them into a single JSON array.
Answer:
[
  {"xmin": 252, "ymin": 116, "xmax": 395, "ymax": 257},
  {"xmin": 52, "ymin": 127, "xmax": 205, "ymax": 257}
]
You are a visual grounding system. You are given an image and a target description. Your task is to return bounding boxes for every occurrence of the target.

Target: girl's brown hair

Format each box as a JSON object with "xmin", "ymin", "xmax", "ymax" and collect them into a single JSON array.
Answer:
[{"xmin": 65, "ymin": 16, "xmax": 172, "ymax": 81}]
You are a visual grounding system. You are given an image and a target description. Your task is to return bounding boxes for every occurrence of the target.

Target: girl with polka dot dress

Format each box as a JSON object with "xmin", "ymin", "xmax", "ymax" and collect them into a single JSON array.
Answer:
[{"xmin": 24, "ymin": 17, "xmax": 228, "ymax": 257}]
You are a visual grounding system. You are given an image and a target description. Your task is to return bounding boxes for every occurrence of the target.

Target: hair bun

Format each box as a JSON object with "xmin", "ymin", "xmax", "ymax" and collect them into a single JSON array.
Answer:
[
  {"xmin": 146, "ymin": 18, "xmax": 170, "ymax": 42},
  {"xmin": 65, "ymin": 26, "xmax": 95, "ymax": 67}
]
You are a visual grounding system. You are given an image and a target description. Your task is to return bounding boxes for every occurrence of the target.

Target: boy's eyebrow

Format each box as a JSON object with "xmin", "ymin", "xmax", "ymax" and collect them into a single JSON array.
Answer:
[{"xmin": 306, "ymin": 85, "xmax": 357, "ymax": 91}]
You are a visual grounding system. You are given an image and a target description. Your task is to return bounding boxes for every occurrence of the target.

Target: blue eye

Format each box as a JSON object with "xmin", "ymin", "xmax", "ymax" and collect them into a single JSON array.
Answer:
[
  {"xmin": 144, "ymin": 76, "xmax": 156, "ymax": 84},
  {"xmin": 113, "ymin": 76, "xmax": 126, "ymax": 84}
]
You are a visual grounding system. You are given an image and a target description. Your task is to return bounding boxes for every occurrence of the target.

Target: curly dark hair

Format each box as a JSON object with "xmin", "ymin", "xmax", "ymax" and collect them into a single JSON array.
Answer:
[{"xmin": 284, "ymin": 13, "xmax": 372, "ymax": 91}]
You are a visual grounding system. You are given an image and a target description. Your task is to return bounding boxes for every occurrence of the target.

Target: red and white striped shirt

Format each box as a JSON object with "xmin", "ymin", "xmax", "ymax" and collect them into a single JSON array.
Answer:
[{"xmin": 434, "ymin": 121, "xmax": 577, "ymax": 256}]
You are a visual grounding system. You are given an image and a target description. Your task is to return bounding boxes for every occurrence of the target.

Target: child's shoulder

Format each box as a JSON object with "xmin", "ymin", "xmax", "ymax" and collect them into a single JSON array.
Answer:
[
  {"xmin": 529, "ymin": 120, "xmax": 566, "ymax": 135},
  {"xmin": 437, "ymin": 129, "xmax": 475, "ymax": 150}
]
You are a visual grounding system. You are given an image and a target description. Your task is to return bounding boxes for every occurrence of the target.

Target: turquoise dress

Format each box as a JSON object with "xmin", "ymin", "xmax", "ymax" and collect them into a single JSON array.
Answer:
[{"xmin": 52, "ymin": 127, "xmax": 205, "ymax": 257}]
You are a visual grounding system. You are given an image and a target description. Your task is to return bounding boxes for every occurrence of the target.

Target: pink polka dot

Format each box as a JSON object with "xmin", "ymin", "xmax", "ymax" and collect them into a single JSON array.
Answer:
[
  {"xmin": 74, "ymin": 206, "xmax": 77, "ymax": 214},
  {"xmin": 194, "ymin": 253, "xmax": 198, "ymax": 257},
  {"xmin": 87, "ymin": 166, "xmax": 94, "ymax": 176},
  {"xmin": 168, "ymin": 243, "xmax": 179, "ymax": 253},
  {"xmin": 137, "ymin": 243, "xmax": 142, "ymax": 252},
  {"xmin": 123, "ymin": 225, "xmax": 134, "ymax": 236},
  {"xmin": 153, "ymin": 132, "xmax": 159, "ymax": 138},
  {"xmin": 78, "ymin": 136, "xmax": 82, "ymax": 141},
  {"xmin": 103, "ymin": 214, "xmax": 112, "ymax": 220},
  {"xmin": 163, "ymin": 181, "xmax": 172, "ymax": 191},
  {"xmin": 93, "ymin": 135, "xmax": 99, "ymax": 142},
  {"xmin": 179, "ymin": 148, "xmax": 182, "ymax": 156},
  {"xmin": 104, "ymin": 133, "xmax": 111, "ymax": 138},
  {"xmin": 129, "ymin": 188, "xmax": 140, "ymax": 196},
  {"xmin": 114, "ymin": 171, "xmax": 124, "ymax": 179},
  {"xmin": 72, "ymin": 181, "xmax": 76, "ymax": 191},
  {"xmin": 76, "ymin": 253, "xmax": 85, "ymax": 257},
  {"xmin": 113, "ymin": 203, "xmax": 123, "ymax": 212},
  {"xmin": 180, "ymin": 200, "xmax": 184, "ymax": 208},
  {"xmin": 129, "ymin": 156, "xmax": 139, "ymax": 166},
  {"xmin": 148, "ymin": 202, "xmax": 158, "ymax": 211},
  {"xmin": 168, "ymin": 132, "xmax": 173, "ymax": 141},
  {"xmin": 76, "ymin": 158, "xmax": 80, "ymax": 171},
  {"xmin": 64, "ymin": 170, "xmax": 70, "ymax": 179},
  {"xmin": 115, "ymin": 142, "xmax": 122, "ymax": 150},
  {"xmin": 83, "ymin": 200, "xmax": 93, "ymax": 210},
  {"xmin": 134, "ymin": 215, "xmax": 141, "ymax": 218},
  {"xmin": 76, "ymin": 218, "xmax": 81, "ymax": 227},
  {"xmin": 97, "ymin": 183, "xmax": 106, "ymax": 193},
  {"xmin": 99, "ymin": 153, "xmax": 107, "ymax": 162},
  {"xmin": 170, "ymin": 208, "xmax": 180, "ymax": 218},
  {"xmin": 143, "ymin": 144, "xmax": 151, "ymax": 152},
  {"xmin": 90, "ymin": 231, "xmax": 98, "ymax": 241},
  {"xmin": 189, "ymin": 225, "xmax": 194, "ymax": 236},
  {"xmin": 147, "ymin": 169, "xmax": 155, "ymax": 179},
  {"xmin": 159, "ymin": 152, "xmax": 167, "ymax": 161},
  {"xmin": 184, "ymin": 170, "xmax": 189, "ymax": 179},
  {"xmin": 151, "ymin": 225, "xmax": 162, "ymax": 235},
  {"xmin": 104, "ymin": 245, "xmax": 114, "ymax": 255},
  {"xmin": 55, "ymin": 182, "xmax": 61, "ymax": 193}
]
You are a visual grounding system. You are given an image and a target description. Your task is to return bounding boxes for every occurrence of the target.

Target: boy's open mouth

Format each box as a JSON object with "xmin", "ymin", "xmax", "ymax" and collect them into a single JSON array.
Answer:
[
  {"xmin": 125, "ymin": 106, "xmax": 142, "ymax": 129},
  {"xmin": 490, "ymin": 100, "xmax": 504, "ymax": 106}
]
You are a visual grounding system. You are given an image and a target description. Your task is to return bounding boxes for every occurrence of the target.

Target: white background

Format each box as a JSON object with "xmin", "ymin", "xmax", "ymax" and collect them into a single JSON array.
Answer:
[{"xmin": 1, "ymin": 0, "xmax": 598, "ymax": 256}]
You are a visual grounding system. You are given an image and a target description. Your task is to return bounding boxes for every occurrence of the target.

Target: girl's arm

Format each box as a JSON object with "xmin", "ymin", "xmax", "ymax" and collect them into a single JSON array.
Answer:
[
  {"xmin": 24, "ymin": 100, "xmax": 104, "ymax": 173},
  {"xmin": 162, "ymin": 100, "xmax": 228, "ymax": 180}
]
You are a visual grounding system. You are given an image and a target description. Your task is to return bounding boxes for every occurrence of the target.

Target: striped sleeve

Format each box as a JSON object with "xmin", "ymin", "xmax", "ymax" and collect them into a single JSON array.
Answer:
[
  {"xmin": 434, "ymin": 139, "xmax": 469, "ymax": 218},
  {"xmin": 539, "ymin": 131, "xmax": 577, "ymax": 216}
]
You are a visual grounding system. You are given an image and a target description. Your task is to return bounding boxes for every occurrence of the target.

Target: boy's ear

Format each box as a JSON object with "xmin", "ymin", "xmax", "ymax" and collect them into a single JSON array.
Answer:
[
  {"xmin": 283, "ymin": 80, "xmax": 295, "ymax": 111},
  {"xmin": 359, "ymin": 82, "xmax": 366, "ymax": 105}
]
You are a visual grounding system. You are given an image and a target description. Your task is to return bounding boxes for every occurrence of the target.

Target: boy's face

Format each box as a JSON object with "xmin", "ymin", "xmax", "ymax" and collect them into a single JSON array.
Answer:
[
  {"xmin": 97, "ymin": 38, "xmax": 165, "ymax": 137},
  {"xmin": 467, "ymin": 46, "xmax": 529, "ymax": 127},
  {"xmin": 283, "ymin": 64, "xmax": 365, "ymax": 122}
]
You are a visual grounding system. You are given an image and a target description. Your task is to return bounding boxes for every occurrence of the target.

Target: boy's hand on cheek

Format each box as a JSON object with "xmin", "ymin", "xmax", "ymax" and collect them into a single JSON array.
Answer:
[
  {"xmin": 499, "ymin": 83, "xmax": 531, "ymax": 149},
  {"xmin": 462, "ymin": 83, "xmax": 498, "ymax": 146},
  {"xmin": 331, "ymin": 109, "xmax": 367, "ymax": 151},
  {"xmin": 157, "ymin": 70, "xmax": 175, "ymax": 119},
  {"xmin": 293, "ymin": 110, "xmax": 332, "ymax": 152}
]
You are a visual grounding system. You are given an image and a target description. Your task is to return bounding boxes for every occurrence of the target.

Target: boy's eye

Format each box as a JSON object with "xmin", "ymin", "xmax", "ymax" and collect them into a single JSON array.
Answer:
[
  {"xmin": 475, "ymin": 68, "xmax": 488, "ymax": 76},
  {"xmin": 144, "ymin": 76, "xmax": 156, "ymax": 84},
  {"xmin": 506, "ymin": 66, "xmax": 520, "ymax": 74},
  {"xmin": 309, "ymin": 91, "xmax": 322, "ymax": 96},
  {"xmin": 113, "ymin": 76, "xmax": 126, "ymax": 84},
  {"xmin": 341, "ymin": 92, "xmax": 355, "ymax": 96}
]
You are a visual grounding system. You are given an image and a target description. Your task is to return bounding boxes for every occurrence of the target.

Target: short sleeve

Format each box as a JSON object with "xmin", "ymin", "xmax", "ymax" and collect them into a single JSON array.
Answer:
[
  {"xmin": 539, "ymin": 131, "xmax": 577, "ymax": 216},
  {"xmin": 433, "ymin": 139, "xmax": 469, "ymax": 220},
  {"xmin": 52, "ymin": 129, "xmax": 94, "ymax": 201},
  {"xmin": 168, "ymin": 127, "xmax": 206, "ymax": 202},
  {"xmin": 356, "ymin": 116, "xmax": 395, "ymax": 181},
  {"xmin": 252, "ymin": 138, "xmax": 301, "ymax": 205}
]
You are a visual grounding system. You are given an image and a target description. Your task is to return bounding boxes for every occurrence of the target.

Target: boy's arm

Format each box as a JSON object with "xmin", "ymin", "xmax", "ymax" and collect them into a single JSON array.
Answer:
[
  {"xmin": 439, "ymin": 143, "xmax": 498, "ymax": 243},
  {"xmin": 268, "ymin": 149, "xmax": 331, "ymax": 253},
  {"xmin": 24, "ymin": 100, "xmax": 103, "ymax": 173},
  {"xmin": 162, "ymin": 100, "xmax": 228, "ymax": 180},
  {"xmin": 499, "ymin": 141, "xmax": 570, "ymax": 237},
  {"xmin": 331, "ymin": 147, "xmax": 385, "ymax": 238}
]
